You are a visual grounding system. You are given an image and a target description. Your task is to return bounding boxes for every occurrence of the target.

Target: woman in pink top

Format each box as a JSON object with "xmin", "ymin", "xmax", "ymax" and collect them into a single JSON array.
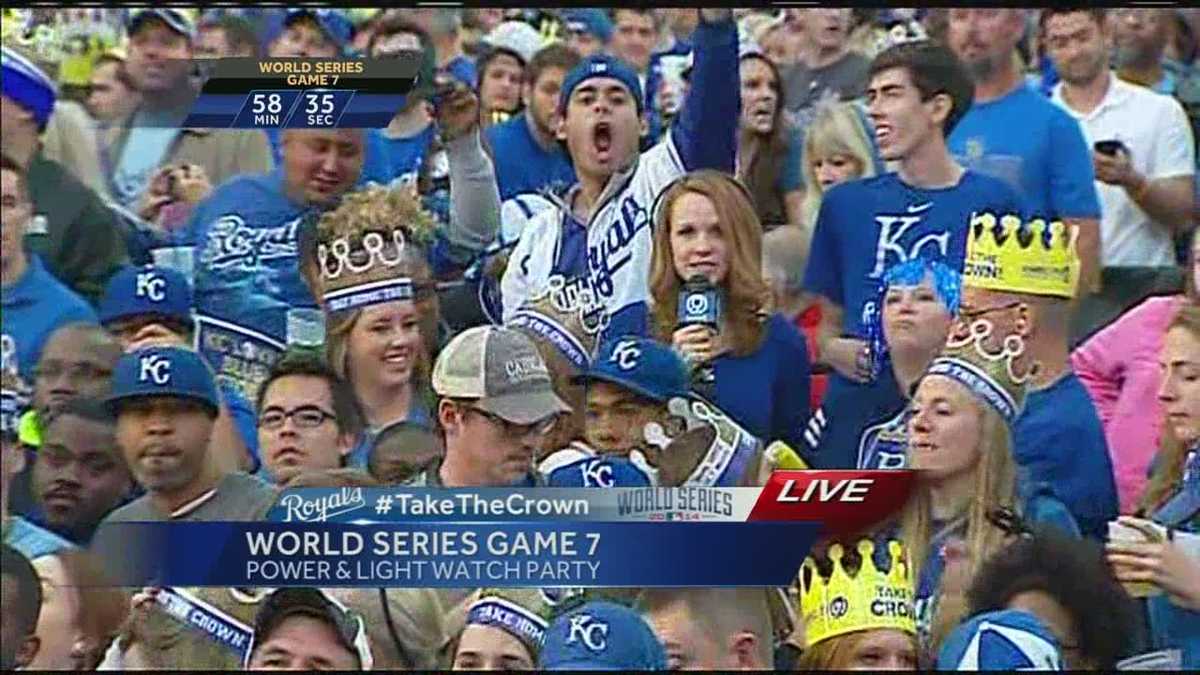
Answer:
[{"xmin": 1073, "ymin": 229, "xmax": 1200, "ymax": 512}]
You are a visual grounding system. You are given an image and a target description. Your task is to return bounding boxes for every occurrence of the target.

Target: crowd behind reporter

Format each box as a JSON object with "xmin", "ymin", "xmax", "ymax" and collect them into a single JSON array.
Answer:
[{"xmin": 1, "ymin": 5, "xmax": 1197, "ymax": 672}]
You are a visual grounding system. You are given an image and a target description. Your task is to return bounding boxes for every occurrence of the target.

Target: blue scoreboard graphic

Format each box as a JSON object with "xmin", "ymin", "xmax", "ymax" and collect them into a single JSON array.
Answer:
[{"xmin": 182, "ymin": 55, "xmax": 421, "ymax": 129}]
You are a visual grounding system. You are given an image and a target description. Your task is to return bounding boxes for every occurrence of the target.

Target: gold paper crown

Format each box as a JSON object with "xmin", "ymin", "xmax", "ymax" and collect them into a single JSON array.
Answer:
[
  {"xmin": 507, "ymin": 289, "xmax": 605, "ymax": 373},
  {"xmin": 799, "ymin": 540, "xmax": 916, "ymax": 647},
  {"xmin": 315, "ymin": 185, "xmax": 437, "ymax": 312},
  {"xmin": 928, "ymin": 318, "xmax": 1038, "ymax": 423},
  {"xmin": 963, "ymin": 213, "xmax": 1080, "ymax": 299}
]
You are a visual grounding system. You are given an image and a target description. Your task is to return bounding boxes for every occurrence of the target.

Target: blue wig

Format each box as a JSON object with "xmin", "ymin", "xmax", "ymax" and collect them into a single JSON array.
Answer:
[{"xmin": 864, "ymin": 257, "xmax": 961, "ymax": 381}]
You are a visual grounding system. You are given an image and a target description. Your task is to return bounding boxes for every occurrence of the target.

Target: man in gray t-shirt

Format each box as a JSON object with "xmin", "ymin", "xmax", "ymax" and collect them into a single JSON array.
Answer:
[
  {"xmin": 781, "ymin": 9, "xmax": 870, "ymax": 118},
  {"xmin": 91, "ymin": 346, "xmax": 277, "ymax": 564}
]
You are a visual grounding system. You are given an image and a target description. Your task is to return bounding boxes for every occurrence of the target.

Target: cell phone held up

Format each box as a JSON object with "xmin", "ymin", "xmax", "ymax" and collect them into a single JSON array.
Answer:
[{"xmin": 1094, "ymin": 139, "xmax": 1128, "ymax": 157}]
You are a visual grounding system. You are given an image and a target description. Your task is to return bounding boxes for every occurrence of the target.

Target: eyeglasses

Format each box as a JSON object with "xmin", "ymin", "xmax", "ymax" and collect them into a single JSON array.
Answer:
[
  {"xmin": 959, "ymin": 301, "xmax": 1022, "ymax": 322},
  {"xmin": 258, "ymin": 406, "xmax": 338, "ymax": 430},
  {"xmin": 464, "ymin": 405, "xmax": 557, "ymax": 439}
]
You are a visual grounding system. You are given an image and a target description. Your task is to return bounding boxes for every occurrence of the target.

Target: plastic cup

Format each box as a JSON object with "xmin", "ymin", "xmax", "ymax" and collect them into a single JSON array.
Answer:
[
  {"xmin": 151, "ymin": 246, "xmax": 195, "ymax": 285},
  {"xmin": 286, "ymin": 308, "xmax": 326, "ymax": 347}
]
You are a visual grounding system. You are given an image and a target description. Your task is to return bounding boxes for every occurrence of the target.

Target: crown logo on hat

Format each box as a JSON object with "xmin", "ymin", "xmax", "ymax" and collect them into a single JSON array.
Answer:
[
  {"xmin": 315, "ymin": 186, "xmax": 436, "ymax": 313},
  {"xmin": 927, "ymin": 317, "xmax": 1037, "ymax": 423},
  {"xmin": 507, "ymin": 284, "xmax": 606, "ymax": 372},
  {"xmin": 963, "ymin": 213, "xmax": 1080, "ymax": 299},
  {"xmin": 800, "ymin": 540, "xmax": 916, "ymax": 647}
]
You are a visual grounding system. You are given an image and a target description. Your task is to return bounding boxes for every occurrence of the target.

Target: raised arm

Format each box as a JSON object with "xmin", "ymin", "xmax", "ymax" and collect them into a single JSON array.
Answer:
[
  {"xmin": 670, "ymin": 9, "xmax": 739, "ymax": 173},
  {"xmin": 438, "ymin": 87, "xmax": 502, "ymax": 269}
]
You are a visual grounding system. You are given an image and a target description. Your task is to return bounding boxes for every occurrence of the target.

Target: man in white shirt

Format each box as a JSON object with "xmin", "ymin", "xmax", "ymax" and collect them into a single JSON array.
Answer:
[{"xmin": 1043, "ymin": 8, "xmax": 1196, "ymax": 339}]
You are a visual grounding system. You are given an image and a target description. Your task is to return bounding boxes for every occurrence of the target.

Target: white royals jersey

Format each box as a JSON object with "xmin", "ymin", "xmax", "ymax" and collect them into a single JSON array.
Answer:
[{"xmin": 500, "ymin": 133, "xmax": 687, "ymax": 333}]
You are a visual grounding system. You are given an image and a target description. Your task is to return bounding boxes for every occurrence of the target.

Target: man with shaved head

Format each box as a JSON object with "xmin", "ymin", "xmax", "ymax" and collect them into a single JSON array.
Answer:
[{"xmin": 637, "ymin": 588, "xmax": 776, "ymax": 670}]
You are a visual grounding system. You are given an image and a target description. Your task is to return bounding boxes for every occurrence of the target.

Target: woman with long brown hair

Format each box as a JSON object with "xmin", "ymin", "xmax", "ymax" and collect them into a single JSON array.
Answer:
[
  {"xmin": 649, "ymin": 170, "xmax": 810, "ymax": 449},
  {"xmin": 1105, "ymin": 303, "xmax": 1200, "ymax": 669},
  {"xmin": 735, "ymin": 49, "xmax": 804, "ymax": 232},
  {"xmin": 1074, "ymin": 227, "xmax": 1200, "ymax": 511}
]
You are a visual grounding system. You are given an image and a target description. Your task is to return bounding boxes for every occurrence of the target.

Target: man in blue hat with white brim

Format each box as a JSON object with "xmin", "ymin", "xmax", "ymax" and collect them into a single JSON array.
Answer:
[{"xmin": 92, "ymin": 347, "xmax": 276, "ymax": 538}]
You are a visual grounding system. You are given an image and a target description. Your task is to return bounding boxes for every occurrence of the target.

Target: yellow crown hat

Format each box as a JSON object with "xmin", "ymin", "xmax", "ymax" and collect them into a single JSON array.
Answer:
[
  {"xmin": 799, "ymin": 539, "xmax": 916, "ymax": 647},
  {"xmin": 963, "ymin": 213, "xmax": 1080, "ymax": 299}
]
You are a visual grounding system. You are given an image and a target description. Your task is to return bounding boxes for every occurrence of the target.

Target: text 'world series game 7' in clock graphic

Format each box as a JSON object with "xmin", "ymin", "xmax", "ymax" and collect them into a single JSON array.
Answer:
[{"xmin": 181, "ymin": 55, "xmax": 421, "ymax": 129}]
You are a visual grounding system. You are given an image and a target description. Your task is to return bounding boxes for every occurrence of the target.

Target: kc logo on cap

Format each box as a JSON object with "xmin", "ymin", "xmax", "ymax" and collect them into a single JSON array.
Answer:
[
  {"xmin": 609, "ymin": 340, "xmax": 641, "ymax": 371},
  {"xmin": 139, "ymin": 354, "xmax": 172, "ymax": 385},
  {"xmin": 136, "ymin": 272, "xmax": 167, "ymax": 302},
  {"xmin": 566, "ymin": 614, "xmax": 609, "ymax": 652}
]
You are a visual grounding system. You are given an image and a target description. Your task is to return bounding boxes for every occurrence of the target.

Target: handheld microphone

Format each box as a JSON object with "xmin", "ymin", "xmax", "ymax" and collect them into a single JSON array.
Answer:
[
  {"xmin": 676, "ymin": 275, "xmax": 722, "ymax": 331},
  {"xmin": 677, "ymin": 275, "xmax": 722, "ymax": 393}
]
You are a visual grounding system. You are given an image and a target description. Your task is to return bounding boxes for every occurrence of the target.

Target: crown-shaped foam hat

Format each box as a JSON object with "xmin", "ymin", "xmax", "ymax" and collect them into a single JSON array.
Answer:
[
  {"xmin": 465, "ymin": 588, "xmax": 559, "ymax": 658},
  {"xmin": 506, "ymin": 280, "xmax": 608, "ymax": 373},
  {"xmin": 800, "ymin": 539, "xmax": 916, "ymax": 647},
  {"xmin": 314, "ymin": 185, "xmax": 437, "ymax": 314},
  {"xmin": 963, "ymin": 212, "xmax": 1080, "ymax": 299},
  {"xmin": 925, "ymin": 317, "xmax": 1038, "ymax": 425}
]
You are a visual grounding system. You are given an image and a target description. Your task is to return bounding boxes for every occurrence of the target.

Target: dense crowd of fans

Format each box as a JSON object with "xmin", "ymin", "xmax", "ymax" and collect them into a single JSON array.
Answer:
[{"xmin": 1, "ymin": 6, "xmax": 1198, "ymax": 671}]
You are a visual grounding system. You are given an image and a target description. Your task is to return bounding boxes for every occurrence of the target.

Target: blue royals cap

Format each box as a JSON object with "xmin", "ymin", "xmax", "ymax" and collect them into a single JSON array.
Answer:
[
  {"xmin": 574, "ymin": 336, "xmax": 689, "ymax": 404},
  {"xmin": 563, "ymin": 9, "xmax": 614, "ymax": 43},
  {"xmin": 1, "ymin": 46, "xmax": 57, "ymax": 131},
  {"xmin": 106, "ymin": 347, "xmax": 219, "ymax": 416},
  {"xmin": 540, "ymin": 600, "xmax": 667, "ymax": 670},
  {"xmin": 98, "ymin": 265, "xmax": 194, "ymax": 328},
  {"xmin": 936, "ymin": 609, "xmax": 1064, "ymax": 671},
  {"xmin": 558, "ymin": 54, "xmax": 644, "ymax": 114}
]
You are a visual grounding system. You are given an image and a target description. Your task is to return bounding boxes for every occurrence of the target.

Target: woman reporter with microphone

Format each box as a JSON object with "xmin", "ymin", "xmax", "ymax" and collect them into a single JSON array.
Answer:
[{"xmin": 648, "ymin": 170, "xmax": 811, "ymax": 449}]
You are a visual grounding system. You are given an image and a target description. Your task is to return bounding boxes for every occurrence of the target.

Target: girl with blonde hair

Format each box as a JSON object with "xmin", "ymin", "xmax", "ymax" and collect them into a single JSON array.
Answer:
[
  {"xmin": 649, "ymin": 169, "xmax": 811, "ymax": 449},
  {"xmin": 312, "ymin": 186, "xmax": 443, "ymax": 462},
  {"xmin": 799, "ymin": 100, "xmax": 878, "ymax": 231},
  {"xmin": 898, "ymin": 318, "xmax": 1029, "ymax": 657},
  {"xmin": 796, "ymin": 539, "xmax": 919, "ymax": 670}
]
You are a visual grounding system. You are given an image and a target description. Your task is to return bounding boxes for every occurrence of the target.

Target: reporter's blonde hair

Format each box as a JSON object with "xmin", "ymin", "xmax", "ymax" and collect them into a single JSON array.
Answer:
[
  {"xmin": 649, "ymin": 170, "xmax": 772, "ymax": 356},
  {"xmin": 800, "ymin": 101, "xmax": 877, "ymax": 228}
]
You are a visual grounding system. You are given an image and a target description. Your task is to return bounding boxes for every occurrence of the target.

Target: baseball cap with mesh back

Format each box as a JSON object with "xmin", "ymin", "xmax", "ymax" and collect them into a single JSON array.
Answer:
[{"xmin": 432, "ymin": 326, "xmax": 571, "ymax": 425}]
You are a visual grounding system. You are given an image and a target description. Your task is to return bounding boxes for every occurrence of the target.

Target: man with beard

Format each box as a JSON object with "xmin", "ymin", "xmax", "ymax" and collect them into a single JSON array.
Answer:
[
  {"xmin": 30, "ymin": 398, "xmax": 134, "ymax": 545},
  {"xmin": 486, "ymin": 44, "xmax": 581, "ymax": 201},
  {"xmin": 1043, "ymin": 8, "xmax": 1195, "ymax": 337},
  {"xmin": 500, "ymin": 9, "xmax": 739, "ymax": 341},
  {"xmin": 91, "ymin": 347, "xmax": 276, "ymax": 557},
  {"xmin": 2, "ymin": 370, "xmax": 73, "ymax": 561},
  {"xmin": 1113, "ymin": 9, "xmax": 1180, "ymax": 95},
  {"xmin": 945, "ymin": 9, "xmax": 1102, "ymax": 296}
]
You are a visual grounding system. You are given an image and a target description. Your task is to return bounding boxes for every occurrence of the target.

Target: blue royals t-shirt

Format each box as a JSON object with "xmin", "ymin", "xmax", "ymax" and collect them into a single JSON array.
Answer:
[
  {"xmin": 948, "ymin": 84, "xmax": 1101, "ymax": 221},
  {"xmin": 800, "ymin": 170, "xmax": 1025, "ymax": 468},
  {"xmin": 804, "ymin": 170, "xmax": 1026, "ymax": 338}
]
